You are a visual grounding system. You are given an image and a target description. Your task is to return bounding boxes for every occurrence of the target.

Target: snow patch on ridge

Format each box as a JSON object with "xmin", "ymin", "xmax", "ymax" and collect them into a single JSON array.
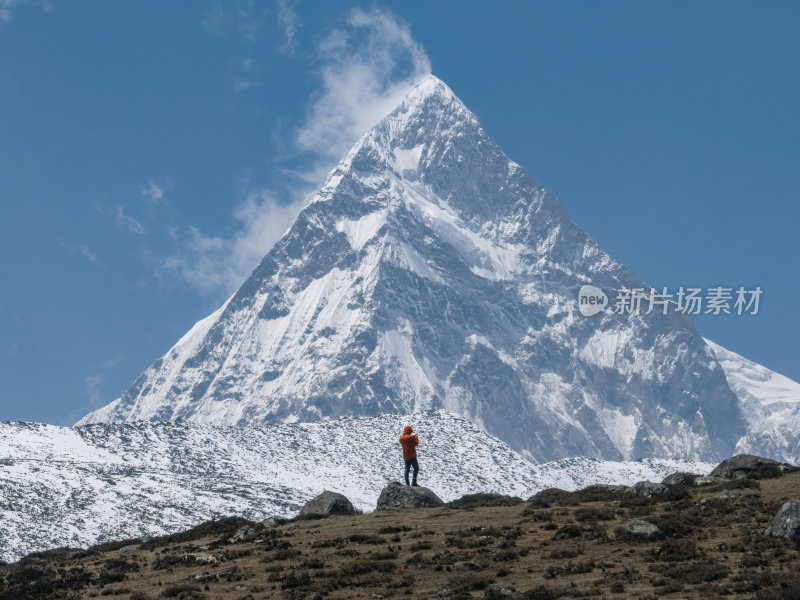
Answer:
[
  {"xmin": 336, "ymin": 209, "xmax": 388, "ymax": 251},
  {"xmin": 391, "ymin": 144, "xmax": 424, "ymax": 174}
]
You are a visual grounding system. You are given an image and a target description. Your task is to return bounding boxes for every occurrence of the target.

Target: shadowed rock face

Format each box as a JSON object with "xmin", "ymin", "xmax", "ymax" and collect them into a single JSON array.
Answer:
[
  {"xmin": 628, "ymin": 481, "xmax": 670, "ymax": 498},
  {"xmin": 709, "ymin": 454, "xmax": 797, "ymax": 479},
  {"xmin": 661, "ymin": 472, "xmax": 697, "ymax": 486},
  {"xmin": 376, "ymin": 482, "xmax": 443, "ymax": 510},
  {"xmin": 78, "ymin": 75, "xmax": 750, "ymax": 464},
  {"xmin": 299, "ymin": 491, "xmax": 360, "ymax": 516}
]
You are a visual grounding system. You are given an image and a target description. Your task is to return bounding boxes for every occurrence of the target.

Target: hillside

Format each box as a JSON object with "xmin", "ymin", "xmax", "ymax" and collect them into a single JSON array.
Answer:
[
  {"xmin": 3, "ymin": 461, "xmax": 800, "ymax": 599},
  {"xmin": 0, "ymin": 412, "xmax": 712, "ymax": 564}
]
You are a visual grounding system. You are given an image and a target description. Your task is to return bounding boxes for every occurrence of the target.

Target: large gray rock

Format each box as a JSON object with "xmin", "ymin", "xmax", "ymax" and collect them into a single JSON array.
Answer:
[
  {"xmin": 661, "ymin": 472, "xmax": 697, "ymax": 487},
  {"xmin": 765, "ymin": 500, "xmax": 800, "ymax": 542},
  {"xmin": 376, "ymin": 482, "xmax": 443, "ymax": 510},
  {"xmin": 299, "ymin": 490, "xmax": 360, "ymax": 516},
  {"xmin": 617, "ymin": 519, "xmax": 662, "ymax": 539},
  {"xmin": 628, "ymin": 481, "xmax": 670, "ymax": 498},
  {"xmin": 710, "ymin": 454, "xmax": 795, "ymax": 479}
]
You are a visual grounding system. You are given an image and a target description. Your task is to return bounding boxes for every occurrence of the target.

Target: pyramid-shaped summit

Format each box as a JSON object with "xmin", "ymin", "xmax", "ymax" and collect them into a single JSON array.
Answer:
[{"xmin": 80, "ymin": 75, "xmax": 746, "ymax": 462}]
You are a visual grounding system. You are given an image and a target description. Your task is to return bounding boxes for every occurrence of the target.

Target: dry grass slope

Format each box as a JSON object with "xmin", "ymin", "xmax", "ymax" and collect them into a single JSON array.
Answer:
[{"xmin": 2, "ymin": 472, "xmax": 800, "ymax": 599}]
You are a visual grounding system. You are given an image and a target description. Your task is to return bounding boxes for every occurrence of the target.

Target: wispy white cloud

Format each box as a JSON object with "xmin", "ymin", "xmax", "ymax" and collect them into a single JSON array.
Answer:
[
  {"xmin": 276, "ymin": 0, "xmax": 300, "ymax": 54},
  {"xmin": 114, "ymin": 205, "xmax": 146, "ymax": 236},
  {"xmin": 0, "ymin": 0, "xmax": 51, "ymax": 22},
  {"xmin": 170, "ymin": 7, "xmax": 430, "ymax": 298},
  {"xmin": 100, "ymin": 353, "xmax": 125, "ymax": 369},
  {"xmin": 141, "ymin": 181, "xmax": 164, "ymax": 204},
  {"xmin": 295, "ymin": 6, "xmax": 431, "ymax": 171},
  {"xmin": 60, "ymin": 241, "xmax": 98, "ymax": 263},
  {"xmin": 85, "ymin": 374, "xmax": 104, "ymax": 408},
  {"xmin": 202, "ymin": 1, "xmax": 266, "ymax": 42},
  {"xmin": 234, "ymin": 79, "xmax": 256, "ymax": 92},
  {"xmin": 164, "ymin": 189, "xmax": 301, "ymax": 296}
]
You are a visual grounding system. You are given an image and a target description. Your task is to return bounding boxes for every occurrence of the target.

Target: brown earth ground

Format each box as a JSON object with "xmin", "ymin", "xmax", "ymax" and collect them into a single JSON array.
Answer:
[{"xmin": 3, "ymin": 471, "xmax": 800, "ymax": 600}]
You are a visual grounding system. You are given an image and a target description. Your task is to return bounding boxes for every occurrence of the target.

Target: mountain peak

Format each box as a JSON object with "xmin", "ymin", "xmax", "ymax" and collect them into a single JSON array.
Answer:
[
  {"xmin": 397, "ymin": 74, "xmax": 459, "ymax": 111},
  {"xmin": 80, "ymin": 74, "xmax": 752, "ymax": 465}
]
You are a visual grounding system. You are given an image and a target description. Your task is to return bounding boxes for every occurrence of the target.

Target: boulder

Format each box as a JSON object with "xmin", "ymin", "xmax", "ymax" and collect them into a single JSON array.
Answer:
[
  {"xmin": 617, "ymin": 519, "xmax": 662, "ymax": 540},
  {"xmin": 661, "ymin": 472, "xmax": 697, "ymax": 487},
  {"xmin": 628, "ymin": 481, "xmax": 670, "ymax": 498},
  {"xmin": 765, "ymin": 500, "xmax": 800, "ymax": 543},
  {"xmin": 710, "ymin": 454, "xmax": 797, "ymax": 479},
  {"xmin": 300, "ymin": 490, "xmax": 360, "ymax": 516},
  {"xmin": 376, "ymin": 482, "xmax": 443, "ymax": 510}
]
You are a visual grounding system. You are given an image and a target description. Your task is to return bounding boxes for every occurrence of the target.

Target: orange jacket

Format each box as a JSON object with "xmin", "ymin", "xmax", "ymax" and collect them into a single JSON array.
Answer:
[{"xmin": 399, "ymin": 426, "xmax": 419, "ymax": 461}]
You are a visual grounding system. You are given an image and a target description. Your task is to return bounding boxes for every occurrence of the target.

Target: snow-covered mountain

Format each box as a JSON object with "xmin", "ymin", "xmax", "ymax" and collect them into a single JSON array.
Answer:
[
  {"xmin": 703, "ymin": 339, "xmax": 800, "ymax": 463},
  {"xmin": 79, "ymin": 75, "xmax": 748, "ymax": 463},
  {"xmin": 0, "ymin": 411, "xmax": 713, "ymax": 564}
]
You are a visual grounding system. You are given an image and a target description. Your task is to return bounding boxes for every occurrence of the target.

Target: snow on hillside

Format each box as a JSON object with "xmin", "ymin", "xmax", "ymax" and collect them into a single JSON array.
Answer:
[{"xmin": 0, "ymin": 411, "xmax": 712, "ymax": 563}]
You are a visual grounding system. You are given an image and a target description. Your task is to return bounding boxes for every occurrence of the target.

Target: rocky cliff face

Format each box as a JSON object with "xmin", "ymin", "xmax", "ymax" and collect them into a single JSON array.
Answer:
[{"xmin": 78, "ymin": 75, "xmax": 746, "ymax": 463}]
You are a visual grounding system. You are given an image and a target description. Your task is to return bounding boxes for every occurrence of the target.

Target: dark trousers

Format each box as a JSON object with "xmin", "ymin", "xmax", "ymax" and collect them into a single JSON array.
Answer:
[{"xmin": 404, "ymin": 458, "xmax": 419, "ymax": 485}]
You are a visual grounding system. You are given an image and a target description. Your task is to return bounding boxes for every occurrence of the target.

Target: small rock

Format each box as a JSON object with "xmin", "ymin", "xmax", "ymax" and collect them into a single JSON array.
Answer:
[
  {"xmin": 370, "ymin": 595, "xmax": 385, "ymax": 599},
  {"xmin": 486, "ymin": 586, "xmax": 514, "ymax": 597},
  {"xmin": 230, "ymin": 525, "xmax": 256, "ymax": 541},
  {"xmin": 261, "ymin": 517, "xmax": 281, "ymax": 527},
  {"xmin": 715, "ymin": 489, "xmax": 741, "ymax": 502},
  {"xmin": 453, "ymin": 561, "xmax": 479, "ymax": 570},
  {"xmin": 300, "ymin": 490, "xmax": 361, "ymax": 516},
  {"xmin": 376, "ymin": 482, "xmax": 443, "ymax": 510},
  {"xmin": 617, "ymin": 519, "xmax": 662, "ymax": 539},
  {"xmin": 766, "ymin": 500, "xmax": 800, "ymax": 542},
  {"xmin": 189, "ymin": 553, "xmax": 218, "ymax": 564},
  {"xmin": 304, "ymin": 595, "xmax": 323, "ymax": 600},
  {"xmin": 436, "ymin": 589, "xmax": 450, "ymax": 598},
  {"xmin": 693, "ymin": 476, "xmax": 729, "ymax": 486},
  {"xmin": 235, "ymin": 585, "xmax": 248, "ymax": 591},
  {"xmin": 628, "ymin": 481, "xmax": 669, "ymax": 497}
]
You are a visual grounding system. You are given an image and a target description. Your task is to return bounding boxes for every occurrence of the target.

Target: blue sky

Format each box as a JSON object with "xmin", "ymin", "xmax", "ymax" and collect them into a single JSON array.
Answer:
[{"xmin": 1, "ymin": 1, "xmax": 798, "ymax": 425}]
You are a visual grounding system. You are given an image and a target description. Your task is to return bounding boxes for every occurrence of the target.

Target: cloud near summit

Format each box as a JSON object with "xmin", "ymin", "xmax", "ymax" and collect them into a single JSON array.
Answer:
[
  {"xmin": 168, "ymin": 6, "xmax": 432, "ymax": 298},
  {"xmin": 295, "ymin": 6, "xmax": 432, "ymax": 168}
]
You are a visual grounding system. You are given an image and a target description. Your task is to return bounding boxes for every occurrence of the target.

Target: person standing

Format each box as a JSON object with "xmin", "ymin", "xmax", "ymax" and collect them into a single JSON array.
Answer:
[{"xmin": 399, "ymin": 425, "xmax": 420, "ymax": 486}]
